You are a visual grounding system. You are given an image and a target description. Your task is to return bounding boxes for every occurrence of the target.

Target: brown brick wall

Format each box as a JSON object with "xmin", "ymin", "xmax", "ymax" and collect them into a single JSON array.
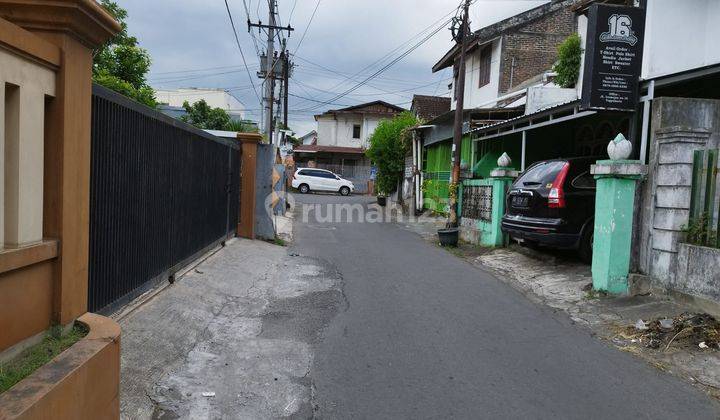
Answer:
[{"xmin": 498, "ymin": 6, "xmax": 576, "ymax": 94}]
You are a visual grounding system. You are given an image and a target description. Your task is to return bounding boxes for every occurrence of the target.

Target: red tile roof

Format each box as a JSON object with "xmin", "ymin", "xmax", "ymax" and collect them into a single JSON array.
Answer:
[{"xmin": 411, "ymin": 95, "xmax": 451, "ymax": 121}]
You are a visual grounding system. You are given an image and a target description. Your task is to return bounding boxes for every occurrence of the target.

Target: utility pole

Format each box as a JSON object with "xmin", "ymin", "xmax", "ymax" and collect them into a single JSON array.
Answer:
[
  {"xmin": 448, "ymin": 0, "xmax": 470, "ymax": 227},
  {"xmin": 248, "ymin": 0, "xmax": 293, "ymax": 144},
  {"xmin": 283, "ymin": 50, "xmax": 290, "ymax": 130},
  {"xmin": 264, "ymin": 1, "xmax": 275, "ymax": 143}
]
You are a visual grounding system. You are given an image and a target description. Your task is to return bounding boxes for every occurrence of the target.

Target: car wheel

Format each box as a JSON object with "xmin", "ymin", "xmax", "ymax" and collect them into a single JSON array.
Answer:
[
  {"xmin": 578, "ymin": 224, "xmax": 594, "ymax": 264},
  {"xmin": 299, "ymin": 184, "xmax": 310, "ymax": 194},
  {"xmin": 339, "ymin": 186, "xmax": 350, "ymax": 196}
]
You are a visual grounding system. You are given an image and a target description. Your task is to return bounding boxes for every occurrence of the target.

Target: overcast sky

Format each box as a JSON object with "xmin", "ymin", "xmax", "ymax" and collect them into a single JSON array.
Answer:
[{"xmin": 122, "ymin": 0, "xmax": 547, "ymax": 135}]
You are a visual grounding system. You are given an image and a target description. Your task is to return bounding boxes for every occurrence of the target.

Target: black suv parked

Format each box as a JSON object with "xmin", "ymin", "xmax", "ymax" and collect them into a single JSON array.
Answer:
[{"xmin": 501, "ymin": 157, "xmax": 598, "ymax": 262}]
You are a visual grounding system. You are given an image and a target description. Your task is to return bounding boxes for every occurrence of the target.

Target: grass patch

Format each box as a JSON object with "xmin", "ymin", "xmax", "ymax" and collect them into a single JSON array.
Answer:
[
  {"xmin": 266, "ymin": 236, "xmax": 286, "ymax": 247},
  {"xmin": 0, "ymin": 323, "xmax": 88, "ymax": 394},
  {"xmin": 584, "ymin": 288, "xmax": 608, "ymax": 300}
]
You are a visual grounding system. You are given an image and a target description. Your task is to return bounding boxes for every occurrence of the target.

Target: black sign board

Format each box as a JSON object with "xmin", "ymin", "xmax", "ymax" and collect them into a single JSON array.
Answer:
[{"xmin": 581, "ymin": 4, "xmax": 646, "ymax": 111}]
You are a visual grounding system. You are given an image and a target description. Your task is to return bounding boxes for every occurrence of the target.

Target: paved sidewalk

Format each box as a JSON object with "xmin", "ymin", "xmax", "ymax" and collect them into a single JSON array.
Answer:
[{"xmin": 119, "ymin": 237, "xmax": 343, "ymax": 419}]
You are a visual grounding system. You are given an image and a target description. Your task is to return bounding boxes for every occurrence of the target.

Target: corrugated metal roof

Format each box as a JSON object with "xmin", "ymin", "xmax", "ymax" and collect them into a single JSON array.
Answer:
[{"xmin": 468, "ymin": 99, "xmax": 581, "ymax": 137}]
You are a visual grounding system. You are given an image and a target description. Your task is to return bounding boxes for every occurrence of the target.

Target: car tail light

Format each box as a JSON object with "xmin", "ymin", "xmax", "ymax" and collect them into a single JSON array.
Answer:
[{"xmin": 548, "ymin": 162, "xmax": 570, "ymax": 208}]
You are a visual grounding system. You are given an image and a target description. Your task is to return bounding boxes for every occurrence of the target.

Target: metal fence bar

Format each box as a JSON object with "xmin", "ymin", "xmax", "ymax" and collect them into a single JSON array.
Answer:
[
  {"xmin": 705, "ymin": 149, "xmax": 718, "ymax": 241},
  {"xmin": 88, "ymin": 84, "xmax": 240, "ymax": 313},
  {"xmin": 461, "ymin": 184, "xmax": 492, "ymax": 221},
  {"xmin": 690, "ymin": 149, "xmax": 705, "ymax": 222}
]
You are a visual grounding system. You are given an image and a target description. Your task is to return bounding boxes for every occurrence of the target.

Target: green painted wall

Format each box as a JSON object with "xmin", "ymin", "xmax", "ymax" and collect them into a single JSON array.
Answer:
[{"xmin": 423, "ymin": 142, "xmax": 452, "ymax": 213}]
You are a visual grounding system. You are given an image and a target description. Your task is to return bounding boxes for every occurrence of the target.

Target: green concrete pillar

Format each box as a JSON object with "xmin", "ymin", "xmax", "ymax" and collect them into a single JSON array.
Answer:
[
  {"xmin": 591, "ymin": 160, "xmax": 647, "ymax": 294},
  {"xmin": 482, "ymin": 168, "xmax": 517, "ymax": 247}
]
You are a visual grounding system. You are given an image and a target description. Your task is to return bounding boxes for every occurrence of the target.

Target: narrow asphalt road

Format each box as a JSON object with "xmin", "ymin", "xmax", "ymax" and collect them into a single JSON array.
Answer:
[{"xmin": 290, "ymin": 193, "xmax": 720, "ymax": 419}]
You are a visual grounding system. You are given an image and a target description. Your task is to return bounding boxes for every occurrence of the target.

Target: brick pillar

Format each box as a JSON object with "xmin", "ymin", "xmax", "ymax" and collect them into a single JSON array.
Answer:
[{"xmin": 0, "ymin": 1, "xmax": 121, "ymax": 324}]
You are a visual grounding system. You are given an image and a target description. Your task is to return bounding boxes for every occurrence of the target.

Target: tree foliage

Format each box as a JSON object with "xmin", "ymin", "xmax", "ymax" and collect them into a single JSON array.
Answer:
[
  {"xmin": 225, "ymin": 119, "xmax": 259, "ymax": 133},
  {"xmin": 94, "ymin": 0, "xmax": 156, "ymax": 107},
  {"xmin": 366, "ymin": 112, "xmax": 418, "ymax": 195},
  {"xmin": 553, "ymin": 33, "xmax": 583, "ymax": 88},
  {"xmin": 181, "ymin": 100, "xmax": 232, "ymax": 130}
]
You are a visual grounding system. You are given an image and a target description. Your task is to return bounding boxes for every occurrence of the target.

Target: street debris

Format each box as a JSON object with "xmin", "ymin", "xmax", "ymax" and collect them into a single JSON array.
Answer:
[
  {"xmin": 634, "ymin": 319, "xmax": 649, "ymax": 331},
  {"xmin": 615, "ymin": 313, "xmax": 720, "ymax": 352},
  {"xmin": 659, "ymin": 318, "xmax": 674, "ymax": 330},
  {"xmin": 201, "ymin": 392, "xmax": 216, "ymax": 397}
]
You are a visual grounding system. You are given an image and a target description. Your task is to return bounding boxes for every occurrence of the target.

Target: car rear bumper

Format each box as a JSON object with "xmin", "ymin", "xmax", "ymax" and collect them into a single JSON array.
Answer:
[{"xmin": 501, "ymin": 215, "xmax": 580, "ymax": 249}]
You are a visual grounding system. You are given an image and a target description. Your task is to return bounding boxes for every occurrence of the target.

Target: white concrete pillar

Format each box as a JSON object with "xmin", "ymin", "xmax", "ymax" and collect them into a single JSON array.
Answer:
[{"xmin": 4, "ymin": 85, "xmax": 44, "ymax": 248}]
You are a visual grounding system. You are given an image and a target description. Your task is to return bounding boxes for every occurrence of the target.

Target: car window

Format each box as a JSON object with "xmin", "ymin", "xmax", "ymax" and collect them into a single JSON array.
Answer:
[
  {"xmin": 514, "ymin": 161, "xmax": 566, "ymax": 188},
  {"xmin": 571, "ymin": 171, "xmax": 596, "ymax": 189},
  {"xmin": 297, "ymin": 169, "xmax": 310, "ymax": 176},
  {"xmin": 322, "ymin": 172, "xmax": 337, "ymax": 179}
]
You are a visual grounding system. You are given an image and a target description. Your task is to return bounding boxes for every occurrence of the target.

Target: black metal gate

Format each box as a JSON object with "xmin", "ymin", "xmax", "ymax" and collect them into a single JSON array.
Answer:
[{"xmin": 88, "ymin": 84, "xmax": 240, "ymax": 313}]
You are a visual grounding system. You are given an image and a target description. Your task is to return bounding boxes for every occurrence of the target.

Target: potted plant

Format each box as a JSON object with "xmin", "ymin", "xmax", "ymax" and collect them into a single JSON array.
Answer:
[
  {"xmin": 438, "ymin": 182, "xmax": 459, "ymax": 246},
  {"xmin": 377, "ymin": 193, "xmax": 387, "ymax": 206},
  {"xmin": 438, "ymin": 226, "xmax": 459, "ymax": 247},
  {"xmin": 366, "ymin": 112, "xmax": 419, "ymax": 210}
]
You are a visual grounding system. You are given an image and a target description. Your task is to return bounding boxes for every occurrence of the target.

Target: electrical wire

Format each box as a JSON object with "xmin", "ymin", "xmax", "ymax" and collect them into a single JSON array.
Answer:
[
  {"xmin": 293, "ymin": 0, "xmax": 320, "ymax": 56},
  {"xmin": 223, "ymin": 0, "xmax": 262, "ymax": 104},
  {"xmin": 288, "ymin": 0, "xmax": 298, "ymax": 23},
  {"xmin": 242, "ymin": 0, "xmax": 262, "ymax": 55},
  {"xmin": 298, "ymin": 7, "xmax": 458, "ymax": 99},
  {"xmin": 296, "ymin": 15, "xmax": 453, "ymax": 112},
  {"xmin": 288, "ymin": 93, "xmax": 352, "ymax": 107}
]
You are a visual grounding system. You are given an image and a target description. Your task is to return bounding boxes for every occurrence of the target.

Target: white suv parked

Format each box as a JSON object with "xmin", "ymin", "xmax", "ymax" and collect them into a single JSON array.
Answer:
[{"xmin": 292, "ymin": 168, "xmax": 355, "ymax": 196}]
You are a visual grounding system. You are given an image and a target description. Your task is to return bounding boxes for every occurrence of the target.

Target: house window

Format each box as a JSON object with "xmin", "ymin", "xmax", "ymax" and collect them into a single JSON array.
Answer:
[
  {"xmin": 352, "ymin": 124, "xmax": 361, "ymax": 139},
  {"xmin": 478, "ymin": 45, "xmax": 492, "ymax": 88}
]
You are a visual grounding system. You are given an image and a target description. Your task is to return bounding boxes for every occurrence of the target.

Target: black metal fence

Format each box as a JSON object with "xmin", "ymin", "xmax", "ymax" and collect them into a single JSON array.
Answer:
[
  {"xmin": 461, "ymin": 184, "xmax": 493, "ymax": 221},
  {"xmin": 89, "ymin": 84, "xmax": 240, "ymax": 313}
]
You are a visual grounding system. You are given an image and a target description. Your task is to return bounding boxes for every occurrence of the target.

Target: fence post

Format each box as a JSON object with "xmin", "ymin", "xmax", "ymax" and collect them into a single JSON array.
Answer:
[
  {"xmin": 704, "ymin": 150, "xmax": 718, "ymax": 241},
  {"xmin": 0, "ymin": 1, "xmax": 120, "ymax": 325},
  {"xmin": 483, "ymin": 167, "xmax": 517, "ymax": 247},
  {"xmin": 237, "ymin": 132, "xmax": 262, "ymax": 239},
  {"xmin": 591, "ymin": 159, "xmax": 647, "ymax": 294}
]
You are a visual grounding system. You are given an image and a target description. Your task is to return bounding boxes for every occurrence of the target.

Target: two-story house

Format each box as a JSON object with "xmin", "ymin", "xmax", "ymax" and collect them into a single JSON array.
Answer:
[
  {"xmin": 434, "ymin": 0, "xmax": 576, "ymax": 110},
  {"xmin": 293, "ymin": 100, "xmax": 406, "ymax": 194},
  {"xmin": 415, "ymin": 0, "xmax": 577, "ymax": 213}
]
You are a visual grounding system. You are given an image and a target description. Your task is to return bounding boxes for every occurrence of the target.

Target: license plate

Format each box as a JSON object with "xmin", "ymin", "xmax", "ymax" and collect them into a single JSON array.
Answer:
[{"xmin": 512, "ymin": 196, "xmax": 529, "ymax": 207}]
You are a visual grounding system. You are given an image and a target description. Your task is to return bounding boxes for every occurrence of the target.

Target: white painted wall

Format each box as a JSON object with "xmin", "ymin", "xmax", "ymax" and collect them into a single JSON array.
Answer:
[
  {"xmin": 0, "ymin": 48, "xmax": 56, "ymax": 248},
  {"xmin": 451, "ymin": 38, "xmax": 502, "ymax": 110},
  {"xmin": 642, "ymin": 0, "xmax": 720, "ymax": 80},
  {"xmin": 316, "ymin": 115, "xmax": 385, "ymax": 148},
  {"xmin": 154, "ymin": 88, "xmax": 245, "ymax": 119},
  {"xmin": 525, "ymin": 86, "xmax": 578, "ymax": 114}
]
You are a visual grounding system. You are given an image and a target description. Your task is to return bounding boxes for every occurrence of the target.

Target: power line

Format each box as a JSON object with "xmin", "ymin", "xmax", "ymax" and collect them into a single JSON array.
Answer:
[
  {"xmin": 297, "ymin": 15, "xmax": 453, "ymax": 112},
  {"xmin": 288, "ymin": 0, "xmax": 298, "ymax": 23},
  {"xmin": 151, "ymin": 68, "xmax": 259, "ymax": 84},
  {"xmin": 301, "ymin": 8, "xmax": 458, "ymax": 98},
  {"xmin": 288, "ymin": 92, "xmax": 352, "ymax": 107},
  {"xmin": 294, "ymin": 0, "xmax": 320, "ymax": 56},
  {"xmin": 223, "ymin": 0, "xmax": 261, "ymax": 104},
  {"xmin": 151, "ymin": 64, "xmax": 247, "ymax": 76},
  {"xmin": 242, "ymin": 0, "xmax": 261, "ymax": 55}
]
